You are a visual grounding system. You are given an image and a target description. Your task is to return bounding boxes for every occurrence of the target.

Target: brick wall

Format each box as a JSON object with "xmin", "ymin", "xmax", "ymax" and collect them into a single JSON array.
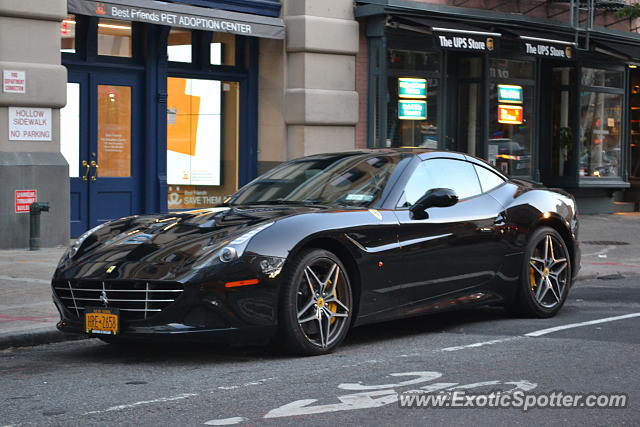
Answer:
[{"xmin": 407, "ymin": 0, "xmax": 639, "ymax": 33}]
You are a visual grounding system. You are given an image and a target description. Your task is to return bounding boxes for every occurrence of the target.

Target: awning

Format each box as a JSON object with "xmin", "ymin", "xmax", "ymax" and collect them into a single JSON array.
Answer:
[
  {"xmin": 68, "ymin": 0, "xmax": 285, "ymax": 39},
  {"xmin": 389, "ymin": 16, "xmax": 502, "ymax": 53}
]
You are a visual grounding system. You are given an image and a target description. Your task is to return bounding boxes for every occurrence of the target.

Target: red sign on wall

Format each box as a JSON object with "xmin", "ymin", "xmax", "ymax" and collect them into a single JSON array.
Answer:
[{"xmin": 15, "ymin": 190, "xmax": 37, "ymax": 213}]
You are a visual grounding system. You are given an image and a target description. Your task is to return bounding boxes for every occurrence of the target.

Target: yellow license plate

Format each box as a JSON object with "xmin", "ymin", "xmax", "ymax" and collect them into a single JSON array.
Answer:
[{"xmin": 85, "ymin": 308, "xmax": 119, "ymax": 335}]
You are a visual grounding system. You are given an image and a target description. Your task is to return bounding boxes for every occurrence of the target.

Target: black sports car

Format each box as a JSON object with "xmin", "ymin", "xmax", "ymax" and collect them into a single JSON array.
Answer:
[{"xmin": 53, "ymin": 149, "xmax": 580, "ymax": 355}]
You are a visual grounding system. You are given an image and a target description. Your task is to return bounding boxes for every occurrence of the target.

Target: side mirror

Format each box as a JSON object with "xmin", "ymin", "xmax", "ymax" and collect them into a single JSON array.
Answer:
[{"xmin": 409, "ymin": 188, "xmax": 458, "ymax": 220}]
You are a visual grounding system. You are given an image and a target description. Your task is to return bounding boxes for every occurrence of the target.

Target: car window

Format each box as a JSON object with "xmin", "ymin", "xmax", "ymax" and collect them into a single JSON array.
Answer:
[
  {"xmin": 474, "ymin": 164, "xmax": 506, "ymax": 192},
  {"xmin": 402, "ymin": 158, "xmax": 482, "ymax": 206}
]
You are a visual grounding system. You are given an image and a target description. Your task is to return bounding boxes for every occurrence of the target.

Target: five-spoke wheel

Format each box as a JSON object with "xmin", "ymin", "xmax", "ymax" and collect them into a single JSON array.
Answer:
[
  {"xmin": 280, "ymin": 249, "xmax": 353, "ymax": 355},
  {"xmin": 511, "ymin": 227, "xmax": 572, "ymax": 318}
]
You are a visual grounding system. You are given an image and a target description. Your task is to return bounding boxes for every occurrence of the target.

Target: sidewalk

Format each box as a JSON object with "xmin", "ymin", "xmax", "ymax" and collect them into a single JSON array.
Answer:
[{"xmin": 1, "ymin": 213, "xmax": 639, "ymax": 350}]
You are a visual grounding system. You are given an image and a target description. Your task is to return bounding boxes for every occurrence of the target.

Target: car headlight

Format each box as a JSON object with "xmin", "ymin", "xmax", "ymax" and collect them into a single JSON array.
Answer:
[{"xmin": 195, "ymin": 222, "xmax": 274, "ymax": 268}]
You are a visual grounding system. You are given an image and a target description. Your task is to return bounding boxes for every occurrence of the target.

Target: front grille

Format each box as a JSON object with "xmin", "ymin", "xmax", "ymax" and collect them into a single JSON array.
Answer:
[{"xmin": 53, "ymin": 280, "xmax": 184, "ymax": 321}]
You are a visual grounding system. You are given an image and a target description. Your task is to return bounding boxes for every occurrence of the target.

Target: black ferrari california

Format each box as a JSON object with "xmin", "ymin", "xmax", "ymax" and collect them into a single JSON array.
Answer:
[{"xmin": 53, "ymin": 149, "xmax": 580, "ymax": 355}]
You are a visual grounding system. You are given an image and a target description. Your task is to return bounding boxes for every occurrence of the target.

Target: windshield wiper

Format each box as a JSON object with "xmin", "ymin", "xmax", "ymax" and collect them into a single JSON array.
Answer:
[{"xmin": 232, "ymin": 199, "xmax": 329, "ymax": 207}]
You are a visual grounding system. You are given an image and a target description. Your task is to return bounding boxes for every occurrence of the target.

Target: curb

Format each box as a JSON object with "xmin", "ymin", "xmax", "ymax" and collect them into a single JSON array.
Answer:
[{"xmin": 0, "ymin": 327, "xmax": 87, "ymax": 351}]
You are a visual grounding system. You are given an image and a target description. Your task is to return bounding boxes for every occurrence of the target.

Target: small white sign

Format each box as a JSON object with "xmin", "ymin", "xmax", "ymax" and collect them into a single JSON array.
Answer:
[
  {"xmin": 3, "ymin": 70, "xmax": 26, "ymax": 93},
  {"xmin": 8, "ymin": 107, "xmax": 52, "ymax": 141}
]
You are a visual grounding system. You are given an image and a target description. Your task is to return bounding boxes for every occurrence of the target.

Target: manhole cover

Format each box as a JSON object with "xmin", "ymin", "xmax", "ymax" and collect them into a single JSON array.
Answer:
[{"xmin": 581, "ymin": 240, "xmax": 629, "ymax": 245}]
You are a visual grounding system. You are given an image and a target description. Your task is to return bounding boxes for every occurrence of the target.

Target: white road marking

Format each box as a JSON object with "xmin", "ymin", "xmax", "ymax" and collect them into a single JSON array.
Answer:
[
  {"xmin": 525, "ymin": 312, "xmax": 640, "ymax": 337},
  {"xmin": 83, "ymin": 393, "xmax": 198, "ymax": 415},
  {"xmin": 0, "ymin": 275, "xmax": 49, "ymax": 284},
  {"xmin": 338, "ymin": 371, "xmax": 442, "ymax": 391},
  {"xmin": 204, "ymin": 417, "xmax": 248, "ymax": 426},
  {"xmin": 438, "ymin": 337, "xmax": 520, "ymax": 352},
  {"xmin": 214, "ymin": 378, "xmax": 273, "ymax": 391}
]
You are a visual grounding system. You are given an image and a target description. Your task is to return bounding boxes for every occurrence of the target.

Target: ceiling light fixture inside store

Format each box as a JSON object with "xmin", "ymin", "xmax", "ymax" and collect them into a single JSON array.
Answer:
[{"xmin": 98, "ymin": 23, "xmax": 131, "ymax": 30}]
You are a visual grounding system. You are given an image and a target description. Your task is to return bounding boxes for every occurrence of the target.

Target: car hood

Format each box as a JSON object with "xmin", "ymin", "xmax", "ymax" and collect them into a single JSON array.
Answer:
[{"xmin": 57, "ymin": 204, "xmax": 328, "ymax": 274}]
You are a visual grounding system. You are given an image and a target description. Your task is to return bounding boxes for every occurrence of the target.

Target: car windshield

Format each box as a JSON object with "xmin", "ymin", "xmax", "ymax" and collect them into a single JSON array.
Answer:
[{"xmin": 229, "ymin": 152, "xmax": 402, "ymax": 207}]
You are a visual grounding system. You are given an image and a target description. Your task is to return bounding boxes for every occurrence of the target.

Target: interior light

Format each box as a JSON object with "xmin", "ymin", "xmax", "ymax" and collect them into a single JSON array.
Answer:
[{"xmin": 98, "ymin": 23, "xmax": 131, "ymax": 30}]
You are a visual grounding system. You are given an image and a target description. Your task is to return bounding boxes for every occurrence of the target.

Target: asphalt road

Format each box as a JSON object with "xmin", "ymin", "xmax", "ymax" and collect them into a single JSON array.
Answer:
[{"xmin": 1, "ymin": 277, "xmax": 639, "ymax": 427}]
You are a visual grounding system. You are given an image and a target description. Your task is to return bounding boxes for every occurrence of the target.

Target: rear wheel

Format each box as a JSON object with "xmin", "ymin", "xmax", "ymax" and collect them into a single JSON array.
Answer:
[
  {"xmin": 279, "ymin": 249, "xmax": 353, "ymax": 356},
  {"xmin": 510, "ymin": 227, "xmax": 572, "ymax": 318}
]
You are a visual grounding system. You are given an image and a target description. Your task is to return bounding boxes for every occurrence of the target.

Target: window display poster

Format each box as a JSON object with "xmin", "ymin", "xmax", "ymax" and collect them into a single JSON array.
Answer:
[{"xmin": 167, "ymin": 77, "xmax": 221, "ymax": 186}]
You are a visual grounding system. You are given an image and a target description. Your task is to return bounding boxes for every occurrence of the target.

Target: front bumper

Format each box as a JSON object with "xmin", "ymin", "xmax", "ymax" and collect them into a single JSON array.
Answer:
[{"xmin": 52, "ymin": 256, "xmax": 284, "ymax": 344}]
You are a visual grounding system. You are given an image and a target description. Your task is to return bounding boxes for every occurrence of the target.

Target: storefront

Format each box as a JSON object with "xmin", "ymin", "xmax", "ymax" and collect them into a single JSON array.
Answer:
[
  {"xmin": 358, "ymin": 1, "xmax": 640, "ymax": 213},
  {"xmin": 59, "ymin": 0, "xmax": 283, "ymax": 236}
]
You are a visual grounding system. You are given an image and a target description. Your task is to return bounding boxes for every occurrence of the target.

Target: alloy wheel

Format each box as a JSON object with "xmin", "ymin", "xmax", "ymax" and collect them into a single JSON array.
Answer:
[
  {"xmin": 296, "ymin": 258, "xmax": 351, "ymax": 349},
  {"xmin": 529, "ymin": 234, "xmax": 569, "ymax": 309}
]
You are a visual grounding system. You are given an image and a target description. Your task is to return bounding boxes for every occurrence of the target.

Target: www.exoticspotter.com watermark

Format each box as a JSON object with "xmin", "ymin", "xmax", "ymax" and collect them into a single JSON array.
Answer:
[{"xmin": 398, "ymin": 391, "xmax": 628, "ymax": 411}]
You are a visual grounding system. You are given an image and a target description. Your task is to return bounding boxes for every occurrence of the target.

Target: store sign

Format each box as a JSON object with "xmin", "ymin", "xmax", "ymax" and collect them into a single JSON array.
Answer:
[
  {"xmin": 3, "ymin": 70, "xmax": 26, "ymax": 93},
  {"xmin": 498, "ymin": 105, "xmax": 523, "ymax": 125},
  {"xmin": 8, "ymin": 107, "xmax": 52, "ymax": 141},
  {"xmin": 15, "ymin": 190, "xmax": 37, "ymax": 213},
  {"xmin": 67, "ymin": 0, "xmax": 285, "ymax": 39},
  {"xmin": 521, "ymin": 38, "xmax": 573, "ymax": 59},
  {"xmin": 398, "ymin": 78, "xmax": 427, "ymax": 99},
  {"xmin": 398, "ymin": 100, "xmax": 427, "ymax": 120},
  {"xmin": 434, "ymin": 29, "xmax": 499, "ymax": 52},
  {"xmin": 497, "ymin": 85, "xmax": 523, "ymax": 104}
]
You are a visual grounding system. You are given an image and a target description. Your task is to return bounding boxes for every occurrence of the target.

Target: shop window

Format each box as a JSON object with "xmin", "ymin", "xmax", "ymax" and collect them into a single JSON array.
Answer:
[
  {"xmin": 210, "ymin": 33, "xmax": 236, "ymax": 66},
  {"xmin": 551, "ymin": 67, "xmax": 575, "ymax": 177},
  {"xmin": 489, "ymin": 84, "xmax": 534, "ymax": 177},
  {"xmin": 488, "ymin": 59, "xmax": 535, "ymax": 177},
  {"xmin": 167, "ymin": 78, "xmax": 240, "ymax": 209},
  {"xmin": 60, "ymin": 82, "xmax": 80, "ymax": 177},
  {"xmin": 168, "ymin": 28, "xmax": 192, "ymax": 63},
  {"xmin": 98, "ymin": 19, "xmax": 132, "ymax": 58},
  {"xmin": 386, "ymin": 77, "xmax": 439, "ymax": 147},
  {"xmin": 581, "ymin": 68, "xmax": 623, "ymax": 89},
  {"xmin": 630, "ymin": 71, "xmax": 640, "ymax": 178},
  {"xmin": 60, "ymin": 14, "xmax": 76, "ymax": 54},
  {"xmin": 579, "ymin": 92, "xmax": 622, "ymax": 178}
]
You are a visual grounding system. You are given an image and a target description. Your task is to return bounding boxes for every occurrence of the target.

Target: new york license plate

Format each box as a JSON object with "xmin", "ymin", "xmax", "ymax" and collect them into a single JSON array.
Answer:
[{"xmin": 85, "ymin": 308, "xmax": 119, "ymax": 335}]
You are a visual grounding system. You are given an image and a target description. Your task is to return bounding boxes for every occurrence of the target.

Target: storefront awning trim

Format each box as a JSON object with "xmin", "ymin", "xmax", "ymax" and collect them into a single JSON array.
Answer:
[
  {"xmin": 519, "ymin": 35, "xmax": 576, "ymax": 46},
  {"xmin": 432, "ymin": 27, "xmax": 501, "ymax": 37},
  {"xmin": 68, "ymin": 0, "xmax": 285, "ymax": 39}
]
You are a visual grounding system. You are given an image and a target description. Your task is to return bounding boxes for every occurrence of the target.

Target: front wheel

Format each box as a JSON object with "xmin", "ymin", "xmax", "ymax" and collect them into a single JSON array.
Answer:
[
  {"xmin": 510, "ymin": 227, "xmax": 572, "ymax": 318},
  {"xmin": 279, "ymin": 249, "xmax": 353, "ymax": 356}
]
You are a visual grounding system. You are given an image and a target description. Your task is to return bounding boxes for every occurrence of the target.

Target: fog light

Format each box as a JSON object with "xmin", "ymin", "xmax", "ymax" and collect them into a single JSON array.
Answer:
[{"xmin": 219, "ymin": 246, "xmax": 237, "ymax": 262}]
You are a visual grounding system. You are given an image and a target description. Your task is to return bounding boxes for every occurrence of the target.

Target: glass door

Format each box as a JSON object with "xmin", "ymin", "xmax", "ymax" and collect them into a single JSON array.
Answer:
[
  {"xmin": 61, "ymin": 71, "xmax": 142, "ymax": 236},
  {"xmin": 89, "ymin": 74, "xmax": 142, "ymax": 226}
]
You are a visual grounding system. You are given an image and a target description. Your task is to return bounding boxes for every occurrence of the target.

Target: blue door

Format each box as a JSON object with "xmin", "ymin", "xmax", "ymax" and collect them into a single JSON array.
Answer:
[{"xmin": 67, "ymin": 71, "xmax": 143, "ymax": 237}]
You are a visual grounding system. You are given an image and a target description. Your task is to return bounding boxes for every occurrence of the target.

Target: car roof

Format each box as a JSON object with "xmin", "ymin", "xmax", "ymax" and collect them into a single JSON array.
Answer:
[{"xmin": 310, "ymin": 148, "xmax": 476, "ymax": 162}]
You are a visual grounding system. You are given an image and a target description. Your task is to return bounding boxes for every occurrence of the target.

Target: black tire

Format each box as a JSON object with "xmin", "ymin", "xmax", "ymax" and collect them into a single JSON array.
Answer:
[
  {"xmin": 510, "ymin": 226, "xmax": 572, "ymax": 318},
  {"xmin": 279, "ymin": 249, "xmax": 353, "ymax": 356}
]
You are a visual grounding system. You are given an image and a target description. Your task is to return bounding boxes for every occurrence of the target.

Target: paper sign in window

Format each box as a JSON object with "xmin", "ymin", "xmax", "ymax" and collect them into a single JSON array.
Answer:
[{"xmin": 97, "ymin": 85, "xmax": 131, "ymax": 177}]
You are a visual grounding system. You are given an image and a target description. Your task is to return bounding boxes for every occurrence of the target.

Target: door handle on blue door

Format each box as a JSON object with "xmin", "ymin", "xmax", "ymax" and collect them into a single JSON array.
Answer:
[
  {"xmin": 82, "ymin": 160, "xmax": 90, "ymax": 181},
  {"xmin": 90, "ymin": 161, "xmax": 99, "ymax": 182}
]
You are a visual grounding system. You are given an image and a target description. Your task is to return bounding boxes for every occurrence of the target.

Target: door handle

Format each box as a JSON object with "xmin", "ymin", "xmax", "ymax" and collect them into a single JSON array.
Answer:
[
  {"xmin": 82, "ymin": 160, "xmax": 90, "ymax": 181},
  {"xmin": 90, "ymin": 161, "xmax": 99, "ymax": 181}
]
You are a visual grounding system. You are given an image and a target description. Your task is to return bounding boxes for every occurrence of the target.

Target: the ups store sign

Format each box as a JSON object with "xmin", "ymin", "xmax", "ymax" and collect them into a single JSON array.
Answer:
[{"xmin": 433, "ymin": 28, "xmax": 500, "ymax": 53}]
